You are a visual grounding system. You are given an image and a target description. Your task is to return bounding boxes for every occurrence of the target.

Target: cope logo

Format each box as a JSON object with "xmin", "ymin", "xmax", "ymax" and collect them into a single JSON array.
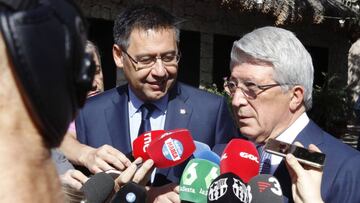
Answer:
[
  {"xmin": 162, "ymin": 138, "xmax": 183, "ymax": 161},
  {"xmin": 239, "ymin": 152, "xmax": 259, "ymax": 163}
]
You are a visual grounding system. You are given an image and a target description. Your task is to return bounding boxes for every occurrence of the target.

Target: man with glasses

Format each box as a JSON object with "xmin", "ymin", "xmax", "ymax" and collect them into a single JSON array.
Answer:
[
  {"xmin": 227, "ymin": 26, "xmax": 360, "ymax": 203},
  {"xmin": 62, "ymin": 4, "xmax": 238, "ymax": 202}
]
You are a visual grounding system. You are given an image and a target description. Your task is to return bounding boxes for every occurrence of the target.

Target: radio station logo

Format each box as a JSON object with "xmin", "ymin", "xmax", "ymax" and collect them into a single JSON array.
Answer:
[{"xmin": 162, "ymin": 138, "xmax": 183, "ymax": 161}]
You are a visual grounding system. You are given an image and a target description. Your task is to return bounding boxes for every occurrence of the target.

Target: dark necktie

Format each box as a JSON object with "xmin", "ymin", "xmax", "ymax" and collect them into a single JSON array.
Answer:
[
  {"xmin": 258, "ymin": 145, "xmax": 272, "ymax": 174},
  {"xmin": 137, "ymin": 103, "xmax": 156, "ymax": 136}
]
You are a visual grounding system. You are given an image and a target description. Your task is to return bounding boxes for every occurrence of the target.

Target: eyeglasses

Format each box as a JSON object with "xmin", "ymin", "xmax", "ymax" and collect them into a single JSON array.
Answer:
[
  {"xmin": 122, "ymin": 49, "xmax": 180, "ymax": 71},
  {"xmin": 224, "ymin": 77, "xmax": 291, "ymax": 99}
]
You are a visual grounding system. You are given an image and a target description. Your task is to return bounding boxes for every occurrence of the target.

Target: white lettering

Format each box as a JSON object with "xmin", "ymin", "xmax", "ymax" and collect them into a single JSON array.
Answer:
[
  {"xmin": 239, "ymin": 152, "xmax": 259, "ymax": 163},
  {"xmin": 142, "ymin": 132, "xmax": 152, "ymax": 152}
]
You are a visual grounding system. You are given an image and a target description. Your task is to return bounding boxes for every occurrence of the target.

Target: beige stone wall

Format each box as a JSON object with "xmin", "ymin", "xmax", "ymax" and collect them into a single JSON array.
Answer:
[{"xmin": 74, "ymin": 0, "xmax": 352, "ymax": 88}]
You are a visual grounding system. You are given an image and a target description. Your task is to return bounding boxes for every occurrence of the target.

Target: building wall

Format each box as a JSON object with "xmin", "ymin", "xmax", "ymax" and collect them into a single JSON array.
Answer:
[{"xmin": 74, "ymin": 0, "xmax": 353, "ymax": 88}]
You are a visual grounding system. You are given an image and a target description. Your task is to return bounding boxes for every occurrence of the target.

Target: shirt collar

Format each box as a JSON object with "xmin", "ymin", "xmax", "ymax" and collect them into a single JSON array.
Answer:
[
  {"xmin": 276, "ymin": 112, "xmax": 310, "ymax": 143},
  {"xmin": 128, "ymin": 86, "xmax": 168, "ymax": 117}
]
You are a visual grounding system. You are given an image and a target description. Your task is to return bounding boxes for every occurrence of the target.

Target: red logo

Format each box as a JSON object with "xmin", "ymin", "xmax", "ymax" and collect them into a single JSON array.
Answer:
[{"xmin": 257, "ymin": 181, "xmax": 271, "ymax": 192}]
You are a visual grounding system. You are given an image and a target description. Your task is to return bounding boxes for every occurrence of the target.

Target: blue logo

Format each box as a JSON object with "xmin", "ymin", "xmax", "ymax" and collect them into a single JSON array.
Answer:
[
  {"xmin": 126, "ymin": 192, "xmax": 136, "ymax": 202},
  {"xmin": 162, "ymin": 138, "xmax": 184, "ymax": 161}
]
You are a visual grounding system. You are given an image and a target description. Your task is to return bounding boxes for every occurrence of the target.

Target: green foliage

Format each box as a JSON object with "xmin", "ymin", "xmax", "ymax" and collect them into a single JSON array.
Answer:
[{"xmin": 308, "ymin": 72, "xmax": 354, "ymax": 137}]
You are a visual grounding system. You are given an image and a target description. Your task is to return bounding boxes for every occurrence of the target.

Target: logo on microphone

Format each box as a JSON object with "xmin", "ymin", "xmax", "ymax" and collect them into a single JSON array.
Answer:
[
  {"xmin": 126, "ymin": 192, "xmax": 136, "ymax": 202},
  {"xmin": 162, "ymin": 138, "xmax": 183, "ymax": 161},
  {"xmin": 208, "ymin": 178, "xmax": 228, "ymax": 200},
  {"xmin": 257, "ymin": 181, "xmax": 271, "ymax": 192},
  {"xmin": 232, "ymin": 178, "xmax": 249, "ymax": 202},
  {"xmin": 239, "ymin": 152, "xmax": 259, "ymax": 163}
]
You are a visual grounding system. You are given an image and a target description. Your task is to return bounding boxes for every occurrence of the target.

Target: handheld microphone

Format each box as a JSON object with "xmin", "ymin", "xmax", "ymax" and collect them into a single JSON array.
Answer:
[
  {"xmin": 111, "ymin": 181, "xmax": 147, "ymax": 203},
  {"xmin": 179, "ymin": 159, "xmax": 220, "ymax": 203},
  {"xmin": 220, "ymin": 139, "xmax": 260, "ymax": 183},
  {"xmin": 195, "ymin": 150, "xmax": 221, "ymax": 165},
  {"xmin": 247, "ymin": 174, "xmax": 283, "ymax": 203},
  {"xmin": 147, "ymin": 128, "xmax": 195, "ymax": 168},
  {"xmin": 207, "ymin": 173, "xmax": 249, "ymax": 203},
  {"xmin": 132, "ymin": 130, "xmax": 166, "ymax": 160},
  {"xmin": 81, "ymin": 172, "xmax": 114, "ymax": 203},
  {"xmin": 193, "ymin": 141, "xmax": 211, "ymax": 157}
]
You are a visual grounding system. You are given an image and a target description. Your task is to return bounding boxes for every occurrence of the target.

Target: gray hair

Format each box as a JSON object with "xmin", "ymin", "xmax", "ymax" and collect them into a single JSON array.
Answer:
[{"xmin": 230, "ymin": 26, "xmax": 314, "ymax": 110}]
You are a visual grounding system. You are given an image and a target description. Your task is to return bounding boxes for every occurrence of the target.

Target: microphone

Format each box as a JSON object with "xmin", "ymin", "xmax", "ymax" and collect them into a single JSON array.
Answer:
[
  {"xmin": 247, "ymin": 174, "xmax": 283, "ymax": 203},
  {"xmin": 111, "ymin": 181, "xmax": 147, "ymax": 203},
  {"xmin": 81, "ymin": 172, "xmax": 115, "ymax": 203},
  {"xmin": 132, "ymin": 130, "xmax": 166, "ymax": 160},
  {"xmin": 179, "ymin": 159, "xmax": 220, "ymax": 203},
  {"xmin": 147, "ymin": 128, "xmax": 196, "ymax": 168},
  {"xmin": 207, "ymin": 172, "xmax": 249, "ymax": 202},
  {"xmin": 193, "ymin": 141, "xmax": 211, "ymax": 157},
  {"xmin": 195, "ymin": 150, "xmax": 221, "ymax": 165},
  {"xmin": 220, "ymin": 139, "xmax": 260, "ymax": 183}
]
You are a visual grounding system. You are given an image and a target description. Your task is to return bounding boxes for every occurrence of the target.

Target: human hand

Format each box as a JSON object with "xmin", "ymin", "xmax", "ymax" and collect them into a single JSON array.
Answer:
[
  {"xmin": 285, "ymin": 142, "xmax": 324, "ymax": 203},
  {"xmin": 147, "ymin": 183, "xmax": 180, "ymax": 203},
  {"xmin": 60, "ymin": 169, "xmax": 89, "ymax": 190},
  {"xmin": 114, "ymin": 158, "xmax": 155, "ymax": 191},
  {"xmin": 79, "ymin": 144, "xmax": 131, "ymax": 173}
]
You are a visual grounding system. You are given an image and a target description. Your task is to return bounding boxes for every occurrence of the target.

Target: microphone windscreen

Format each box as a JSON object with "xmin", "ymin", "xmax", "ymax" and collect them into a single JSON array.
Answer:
[
  {"xmin": 193, "ymin": 141, "xmax": 211, "ymax": 157},
  {"xmin": 220, "ymin": 139, "xmax": 259, "ymax": 183},
  {"xmin": 247, "ymin": 174, "xmax": 283, "ymax": 203},
  {"xmin": 147, "ymin": 128, "xmax": 195, "ymax": 168},
  {"xmin": 81, "ymin": 172, "xmax": 114, "ymax": 203},
  {"xmin": 111, "ymin": 182, "xmax": 147, "ymax": 203},
  {"xmin": 180, "ymin": 159, "xmax": 220, "ymax": 203},
  {"xmin": 132, "ymin": 130, "xmax": 166, "ymax": 160},
  {"xmin": 195, "ymin": 150, "xmax": 221, "ymax": 165},
  {"xmin": 207, "ymin": 173, "xmax": 249, "ymax": 203}
]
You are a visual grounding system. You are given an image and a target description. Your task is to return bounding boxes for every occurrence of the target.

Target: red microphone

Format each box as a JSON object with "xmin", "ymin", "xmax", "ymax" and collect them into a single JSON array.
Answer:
[
  {"xmin": 132, "ymin": 130, "xmax": 166, "ymax": 160},
  {"xmin": 147, "ymin": 128, "xmax": 196, "ymax": 168},
  {"xmin": 220, "ymin": 139, "xmax": 260, "ymax": 183}
]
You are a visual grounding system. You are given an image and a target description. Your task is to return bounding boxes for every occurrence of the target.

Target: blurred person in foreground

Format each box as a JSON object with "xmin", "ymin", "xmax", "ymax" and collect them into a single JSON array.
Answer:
[
  {"xmin": 0, "ymin": 0, "xmax": 95, "ymax": 201},
  {"xmin": 226, "ymin": 26, "xmax": 360, "ymax": 202}
]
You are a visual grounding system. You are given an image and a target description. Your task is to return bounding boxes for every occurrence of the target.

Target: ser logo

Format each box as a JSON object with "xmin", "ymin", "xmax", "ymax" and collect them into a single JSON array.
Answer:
[{"xmin": 239, "ymin": 152, "xmax": 259, "ymax": 163}]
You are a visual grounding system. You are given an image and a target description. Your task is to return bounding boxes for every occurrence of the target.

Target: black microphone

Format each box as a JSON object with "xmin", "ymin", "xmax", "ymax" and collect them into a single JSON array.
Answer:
[
  {"xmin": 207, "ymin": 173, "xmax": 249, "ymax": 203},
  {"xmin": 81, "ymin": 172, "xmax": 115, "ymax": 203},
  {"xmin": 111, "ymin": 181, "xmax": 147, "ymax": 203},
  {"xmin": 247, "ymin": 174, "xmax": 284, "ymax": 203}
]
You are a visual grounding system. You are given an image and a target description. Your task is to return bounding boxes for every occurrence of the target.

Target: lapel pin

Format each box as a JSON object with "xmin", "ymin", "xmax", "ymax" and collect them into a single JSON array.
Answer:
[{"xmin": 180, "ymin": 109, "xmax": 186, "ymax": 114}]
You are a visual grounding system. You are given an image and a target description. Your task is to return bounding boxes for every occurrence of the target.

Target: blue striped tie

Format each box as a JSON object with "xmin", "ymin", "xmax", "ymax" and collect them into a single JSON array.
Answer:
[{"xmin": 258, "ymin": 145, "xmax": 272, "ymax": 174}]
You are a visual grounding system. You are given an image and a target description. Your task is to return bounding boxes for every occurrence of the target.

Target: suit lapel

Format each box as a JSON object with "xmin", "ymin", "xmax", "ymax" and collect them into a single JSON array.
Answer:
[
  {"xmin": 273, "ymin": 120, "xmax": 325, "ymax": 203},
  {"xmin": 105, "ymin": 85, "xmax": 132, "ymax": 154},
  {"xmin": 164, "ymin": 83, "xmax": 193, "ymax": 130}
]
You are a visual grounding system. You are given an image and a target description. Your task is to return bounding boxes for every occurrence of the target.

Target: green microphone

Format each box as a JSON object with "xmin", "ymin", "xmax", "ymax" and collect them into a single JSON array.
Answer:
[{"xmin": 180, "ymin": 159, "xmax": 220, "ymax": 203}]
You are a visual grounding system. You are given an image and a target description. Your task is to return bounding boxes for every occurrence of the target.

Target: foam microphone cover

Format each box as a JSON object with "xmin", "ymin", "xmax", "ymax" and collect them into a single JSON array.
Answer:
[
  {"xmin": 81, "ymin": 172, "xmax": 115, "ymax": 203},
  {"xmin": 111, "ymin": 182, "xmax": 147, "ymax": 203},
  {"xmin": 247, "ymin": 174, "xmax": 283, "ymax": 203},
  {"xmin": 220, "ymin": 139, "xmax": 260, "ymax": 183},
  {"xmin": 147, "ymin": 128, "xmax": 195, "ymax": 168},
  {"xmin": 180, "ymin": 159, "xmax": 220, "ymax": 203},
  {"xmin": 207, "ymin": 173, "xmax": 249, "ymax": 203},
  {"xmin": 132, "ymin": 130, "xmax": 166, "ymax": 160},
  {"xmin": 193, "ymin": 141, "xmax": 211, "ymax": 157},
  {"xmin": 195, "ymin": 150, "xmax": 221, "ymax": 165}
]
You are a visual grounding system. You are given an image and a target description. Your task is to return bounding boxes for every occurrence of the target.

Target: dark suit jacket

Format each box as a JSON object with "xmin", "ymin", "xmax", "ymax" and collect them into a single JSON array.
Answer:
[
  {"xmin": 274, "ymin": 120, "xmax": 360, "ymax": 203},
  {"xmin": 75, "ymin": 82, "xmax": 238, "ymax": 185}
]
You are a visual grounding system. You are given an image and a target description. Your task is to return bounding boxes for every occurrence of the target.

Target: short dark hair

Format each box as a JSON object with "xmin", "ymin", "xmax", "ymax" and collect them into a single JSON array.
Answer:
[{"xmin": 113, "ymin": 4, "xmax": 181, "ymax": 50}]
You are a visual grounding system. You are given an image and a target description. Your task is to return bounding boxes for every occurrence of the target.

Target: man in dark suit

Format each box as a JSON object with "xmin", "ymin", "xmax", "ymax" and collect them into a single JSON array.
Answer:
[
  {"xmin": 61, "ymin": 4, "xmax": 237, "ymax": 202},
  {"xmin": 227, "ymin": 26, "xmax": 360, "ymax": 203}
]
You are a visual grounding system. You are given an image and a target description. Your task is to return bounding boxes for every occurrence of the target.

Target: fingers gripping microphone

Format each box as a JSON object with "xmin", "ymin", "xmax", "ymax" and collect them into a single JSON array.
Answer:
[
  {"xmin": 180, "ymin": 159, "xmax": 220, "ymax": 203},
  {"xmin": 81, "ymin": 172, "xmax": 115, "ymax": 203},
  {"xmin": 147, "ymin": 128, "xmax": 196, "ymax": 168},
  {"xmin": 207, "ymin": 173, "xmax": 249, "ymax": 203},
  {"xmin": 132, "ymin": 130, "xmax": 166, "ymax": 160},
  {"xmin": 247, "ymin": 174, "xmax": 283, "ymax": 203},
  {"xmin": 111, "ymin": 182, "xmax": 147, "ymax": 203},
  {"xmin": 220, "ymin": 139, "xmax": 260, "ymax": 183}
]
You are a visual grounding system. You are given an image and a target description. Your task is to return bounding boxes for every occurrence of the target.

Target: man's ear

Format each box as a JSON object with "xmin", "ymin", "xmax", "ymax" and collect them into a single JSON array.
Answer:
[
  {"xmin": 289, "ymin": 85, "xmax": 305, "ymax": 111},
  {"xmin": 113, "ymin": 44, "xmax": 124, "ymax": 69}
]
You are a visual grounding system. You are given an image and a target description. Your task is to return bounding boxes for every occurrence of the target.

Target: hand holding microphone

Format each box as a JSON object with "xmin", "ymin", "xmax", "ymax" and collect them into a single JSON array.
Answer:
[{"xmin": 285, "ymin": 142, "xmax": 324, "ymax": 203}]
